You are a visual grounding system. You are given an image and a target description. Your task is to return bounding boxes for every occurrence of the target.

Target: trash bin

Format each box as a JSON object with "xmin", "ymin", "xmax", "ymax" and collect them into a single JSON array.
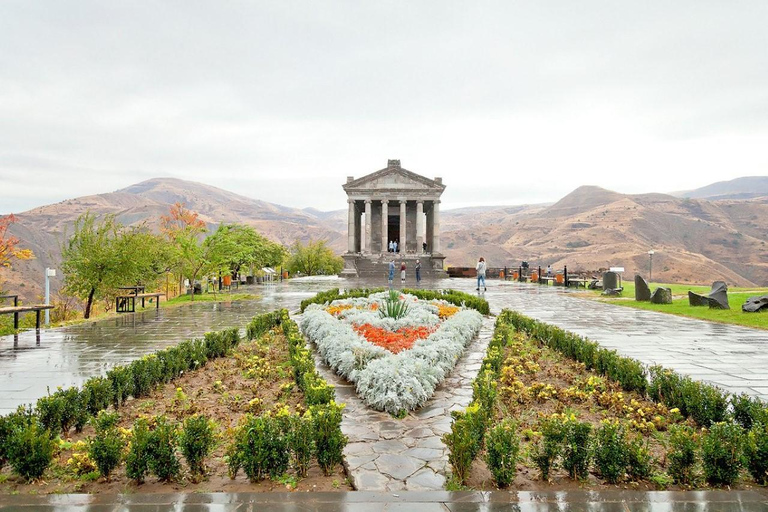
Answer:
[{"xmin": 223, "ymin": 275, "xmax": 232, "ymax": 287}]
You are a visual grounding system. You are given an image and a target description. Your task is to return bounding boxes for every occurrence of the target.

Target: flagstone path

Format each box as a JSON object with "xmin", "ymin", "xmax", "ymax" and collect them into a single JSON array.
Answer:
[{"xmin": 304, "ymin": 312, "xmax": 496, "ymax": 491}]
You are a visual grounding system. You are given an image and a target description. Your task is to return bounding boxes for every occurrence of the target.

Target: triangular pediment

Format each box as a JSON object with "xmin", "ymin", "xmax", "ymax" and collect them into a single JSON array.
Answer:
[{"xmin": 344, "ymin": 162, "xmax": 445, "ymax": 194}]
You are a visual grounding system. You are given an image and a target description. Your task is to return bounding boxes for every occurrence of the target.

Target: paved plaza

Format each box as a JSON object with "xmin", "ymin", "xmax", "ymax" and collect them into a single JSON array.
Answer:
[{"xmin": 1, "ymin": 276, "xmax": 767, "ymax": 508}]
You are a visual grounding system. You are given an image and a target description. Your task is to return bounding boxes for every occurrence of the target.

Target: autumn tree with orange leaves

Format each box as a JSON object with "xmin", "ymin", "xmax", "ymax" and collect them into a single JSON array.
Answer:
[
  {"xmin": 0, "ymin": 214, "xmax": 34, "ymax": 290},
  {"xmin": 160, "ymin": 203, "xmax": 213, "ymax": 300}
]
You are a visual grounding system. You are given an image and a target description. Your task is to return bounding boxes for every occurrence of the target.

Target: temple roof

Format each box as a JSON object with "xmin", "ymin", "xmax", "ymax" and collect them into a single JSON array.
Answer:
[{"xmin": 343, "ymin": 160, "xmax": 446, "ymax": 196}]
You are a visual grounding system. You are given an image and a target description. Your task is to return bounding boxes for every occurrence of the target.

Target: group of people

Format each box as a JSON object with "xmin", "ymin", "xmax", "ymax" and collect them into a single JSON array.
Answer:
[
  {"xmin": 388, "ymin": 259, "xmax": 421, "ymax": 285},
  {"xmin": 387, "ymin": 240, "xmax": 399, "ymax": 253}
]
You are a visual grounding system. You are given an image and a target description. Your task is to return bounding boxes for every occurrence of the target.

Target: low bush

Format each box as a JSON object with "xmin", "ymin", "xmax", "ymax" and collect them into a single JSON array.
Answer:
[
  {"xmin": 148, "ymin": 416, "xmax": 181, "ymax": 482},
  {"xmin": 485, "ymin": 419, "xmax": 520, "ymax": 487},
  {"xmin": 7, "ymin": 420, "xmax": 55, "ymax": 481},
  {"xmin": 289, "ymin": 411, "xmax": 315, "ymax": 478},
  {"xmin": 232, "ymin": 411, "xmax": 290, "ymax": 482},
  {"xmin": 126, "ymin": 417, "xmax": 152, "ymax": 484},
  {"xmin": 82, "ymin": 377, "xmax": 114, "ymax": 416},
  {"xmin": 667, "ymin": 424, "xmax": 698, "ymax": 486},
  {"xmin": 562, "ymin": 420, "xmax": 592, "ymax": 480},
  {"xmin": 593, "ymin": 421, "xmax": 627, "ymax": 484},
  {"xmin": 701, "ymin": 422, "xmax": 744, "ymax": 487},
  {"xmin": 626, "ymin": 434, "xmax": 653, "ymax": 481},
  {"xmin": 648, "ymin": 366, "xmax": 727, "ymax": 427},
  {"xmin": 179, "ymin": 414, "xmax": 217, "ymax": 477},
  {"xmin": 107, "ymin": 365, "xmax": 135, "ymax": 408},
  {"xmin": 312, "ymin": 402, "xmax": 347, "ymax": 476},
  {"xmin": 88, "ymin": 411, "xmax": 123, "ymax": 479},
  {"xmin": 403, "ymin": 288, "xmax": 490, "ymax": 315},
  {"xmin": 744, "ymin": 421, "xmax": 768, "ymax": 484},
  {"xmin": 530, "ymin": 417, "xmax": 565, "ymax": 481},
  {"xmin": 731, "ymin": 393, "xmax": 768, "ymax": 430}
]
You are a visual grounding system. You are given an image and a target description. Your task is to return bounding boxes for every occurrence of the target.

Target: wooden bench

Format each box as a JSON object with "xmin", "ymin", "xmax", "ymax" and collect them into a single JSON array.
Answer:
[
  {"xmin": 567, "ymin": 278, "xmax": 590, "ymax": 288},
  {"xmin": 116, "ymin": 292, "xmax": 164, "ymax": 313},
  {"xmin": 0, "ymin": 295, "xmax": 55, "ymax": 329}
]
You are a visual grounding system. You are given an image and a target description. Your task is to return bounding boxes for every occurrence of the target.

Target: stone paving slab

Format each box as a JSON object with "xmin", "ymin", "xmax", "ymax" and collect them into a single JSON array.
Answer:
[
  {"xmin": 302, "ymin": 311, "xmax": 495, "ymax": 492},
  {"xmin": 0, "ymin": 490, "xmax": 766, "ymax": 510}
]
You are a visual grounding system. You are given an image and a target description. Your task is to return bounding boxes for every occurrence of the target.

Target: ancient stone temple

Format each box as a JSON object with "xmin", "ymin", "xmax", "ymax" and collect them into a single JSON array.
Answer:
[{"xmin": 340, "ymin": 159, "xmax": 447, "ymax": 278}]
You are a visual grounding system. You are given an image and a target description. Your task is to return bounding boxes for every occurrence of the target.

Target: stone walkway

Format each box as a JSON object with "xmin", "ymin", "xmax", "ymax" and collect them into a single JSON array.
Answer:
[{"xmin": 303, "ymin": 313, "xmax": 495, "ymax": 492}]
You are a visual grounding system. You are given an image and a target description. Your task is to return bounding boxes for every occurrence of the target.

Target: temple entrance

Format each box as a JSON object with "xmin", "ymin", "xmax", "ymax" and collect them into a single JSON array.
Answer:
[{"xmin": 388, "ymin": 215, "xmax": 400, "ymax": 252}]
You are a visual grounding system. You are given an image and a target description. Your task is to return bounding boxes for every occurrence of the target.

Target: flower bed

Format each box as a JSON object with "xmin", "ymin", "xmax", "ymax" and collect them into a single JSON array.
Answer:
[
  {"xmin": 444, "ymin": 310, "xmax": 768, "ymax": 490},
  {"xmin": 301, "ymin": 290, "xmax": 483, "ymax": 415}
]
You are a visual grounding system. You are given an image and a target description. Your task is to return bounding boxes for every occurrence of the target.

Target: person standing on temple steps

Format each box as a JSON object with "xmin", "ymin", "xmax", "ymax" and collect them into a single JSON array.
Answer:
[{"xmin": 415, "ymin": 259, "xmax": 422, "ymax": 284}]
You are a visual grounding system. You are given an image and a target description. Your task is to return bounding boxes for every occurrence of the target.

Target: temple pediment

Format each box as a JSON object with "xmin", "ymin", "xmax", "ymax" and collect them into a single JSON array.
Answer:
[{"xmin": 343, "ymin": 160, "xmax": 446, "ymax": 194}]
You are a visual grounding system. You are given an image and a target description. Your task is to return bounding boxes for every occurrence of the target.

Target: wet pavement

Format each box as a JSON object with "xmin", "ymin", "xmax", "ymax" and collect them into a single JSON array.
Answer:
[
  {"xmin": 2, "ymin": 276, "xmax": 768, "ymax": 506},
  {"xmin": 0, "ymin": 490, "xmax": 766, "ymax": 510}
]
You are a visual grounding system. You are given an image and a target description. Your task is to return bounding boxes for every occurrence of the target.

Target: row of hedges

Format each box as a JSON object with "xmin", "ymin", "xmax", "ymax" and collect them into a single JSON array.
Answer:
[
  {"xmin": 500, "ymin": 310, "xmax": 768, "ymax": 429},
  {"xmin": 445, "ymin": 310, "xmax": 768, "ymax": 488},
  {"xmin": 443, "ymin": 316, "xmax": 506, "ymax": 483},
  {"xmin": 0, "ymin": 327, "xmax": 241, "ymax": 481},
  {"xmin": 402, "ymin": 288, "xmax": 491, "ymax": 315},
  {"xmin": 246, "ymin": 309, "xmax": 335, "ymax": 406}
]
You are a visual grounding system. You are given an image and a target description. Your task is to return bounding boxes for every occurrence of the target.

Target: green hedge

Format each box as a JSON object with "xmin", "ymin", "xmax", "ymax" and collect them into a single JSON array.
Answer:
[
  {"xmin": 246, "ymin": 309, "xmax": 335, "ymax": 406},
  {"xmin": 300, "ymin": 288, "xmax": 386, "ymax": 312},
  {"xmin": 402, "ymin": 288, "xmax": 491, "ymax": 315}
]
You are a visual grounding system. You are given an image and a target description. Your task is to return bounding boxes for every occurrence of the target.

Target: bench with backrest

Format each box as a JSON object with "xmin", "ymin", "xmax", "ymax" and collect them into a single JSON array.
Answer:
[
  {"xmin": 115, "ymin": 287, "xmax": 164, "ymax": 313},
  {"xmin": 0, "ymin": 294, "xmax": 54, "ymax": 330}
]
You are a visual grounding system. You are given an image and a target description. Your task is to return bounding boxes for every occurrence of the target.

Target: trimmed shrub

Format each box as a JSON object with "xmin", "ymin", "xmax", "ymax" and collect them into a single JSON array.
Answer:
[
  {"xmin": 36, "ymin": 393, "xmax": 66, "ymax": 434},
  {"xmin": 179, "ymin": 414, "xmax": 217, "ymax": 477},
  {"xmin": 289, "ymin": 411, "xmax": 315, "ymax": 478},
  {"xmin": 472, "ymin": 370, "xmax": 498, "ymax": 419},
  {"xmin": 311, "ymin": 402, "xmax": 347, "ymax": 476},
  {"xmin": 88, "ymin": 411, "xmax": 123, "ymax": 479},
  {"xmin": 82, "ymin": 377, "xmax": 114, "ymax": 416},
  {"xmin": 485, "ymin": 419, "xmax": 520, "ymax": 487},
  {"xmin": 107, "ymin": 365, "xmax": 135, "ymax": 408},
  {"xmin": 626, "ymin": 434, "xmax": 653, "ymax": 481},
  {"xmin": 701, "ymin": 422, "xmax": 744, "ymax": 487},
  {"xmin": 531, "ymin": 417, "xmax": 565, "ymax": 481},
  {"xmin": 744, "ymin": 421, "xmax": 768, "ymax": 484},
  {"xmin": 648, "ymin": 366, "xmax": 728, "ymax": 427},
  {"xmin": 562, "ymin": 420, "xmax": 592, "ymax": 480},
  {"xmin": 148, "ymin": 416, "xmax": 181, "ymax": 482},
  {"xmin": 667, "ymin": 424, "xmax": 698, "ymax": 486},
  {"xmin": 593, "ymin": 421, "xmax": 627, "ymax": 484},
  {"xmin": 7, "ymin": 421, "xmax": 55, "ymax": 481},
  {"xmin": 731, "ymin": 393, "xmax": 768, "ymax": 430},
  {"xmin": 126, "ymin": 417, "xmax": 152, "ymax": 484},
  {"xmin": 233, "ymin": 411, "xmax": 290, "ymax": 482}
]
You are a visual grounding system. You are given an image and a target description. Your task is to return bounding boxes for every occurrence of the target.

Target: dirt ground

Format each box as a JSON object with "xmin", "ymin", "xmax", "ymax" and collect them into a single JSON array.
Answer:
[{"xmin": 0, "ymin": 328, "xmax": 351, "ymax": 494}]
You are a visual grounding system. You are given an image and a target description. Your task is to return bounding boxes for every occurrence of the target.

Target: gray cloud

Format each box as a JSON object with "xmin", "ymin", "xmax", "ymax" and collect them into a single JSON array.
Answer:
[{"xmin": 1, "ymin": 1, "xmax": 767, "ymax": 214}]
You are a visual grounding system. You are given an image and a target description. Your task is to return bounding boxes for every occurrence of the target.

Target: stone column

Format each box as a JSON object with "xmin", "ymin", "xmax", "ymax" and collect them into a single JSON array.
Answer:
[
  {"xmin": 399, "ymin": 200, "xmax": 407, "ymax": 254},
  {"xmin": 381, "ymin": 200, "xmax": 388, "ymax": 253},
  {"xmin": 347, "ymin": 199, "xmax": 355, "ymax": 253},
  {"xmin": 364, "ymin": 199, "xmax": 372, "ymax": 254},
  {"xmin": 416, "ymin": 200, "xmax": 424, "ymax": 254},
  {"xmin": 432, "ymin": 200, "xmax": 441, "ymax": 253}
]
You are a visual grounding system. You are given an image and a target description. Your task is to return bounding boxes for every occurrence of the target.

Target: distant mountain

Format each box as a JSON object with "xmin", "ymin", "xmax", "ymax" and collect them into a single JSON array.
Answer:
[
  {"xmin": 2, "ymin": 178, "xmax": 346, "ymax": 303},
  {"xmin": 441, "ymin": 187, "xmax": 768, "ymax": 287},
  {"xmin": 675, "ymin": 176, "xmax": 768, "ymax": 200},
  {"xmin": 3, "ymin": 177, "xmax": 768, "ymax": 306}
]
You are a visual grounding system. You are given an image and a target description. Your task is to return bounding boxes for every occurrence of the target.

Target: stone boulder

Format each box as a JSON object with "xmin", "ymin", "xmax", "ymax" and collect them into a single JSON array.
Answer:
[
  {"xmin": 603, "ymin": 271, "xmax": 619, "ymax": 291},
  {"xmin": 743, "ymin": 295, "xmax": 768, "ymax": 313},
  {"xmin": 602, "ymin": 288, "xmax": 623, "ymax": 296},
  {"xmin": 650, "ymin": 287, "xmax": 673, "ymax": 304},
  {"xmin": 635, "ymin": 275, "xmax": 651, "ymax": 301},
  {"xmin": 707, "ymin": 281, "xmax": 730, "ymax": 310},
  {"xmin": 688, "ymin": 291, "xmax": 709, "ymax": 307}
]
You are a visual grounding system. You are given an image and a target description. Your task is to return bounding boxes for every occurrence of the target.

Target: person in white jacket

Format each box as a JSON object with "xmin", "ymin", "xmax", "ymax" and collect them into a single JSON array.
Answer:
[{"xmin": 476, "ymin": 257, "xmax": 487, "ymax": 291}]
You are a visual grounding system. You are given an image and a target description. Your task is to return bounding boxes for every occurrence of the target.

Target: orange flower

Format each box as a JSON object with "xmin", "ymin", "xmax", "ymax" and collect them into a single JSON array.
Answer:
[
  {"xmin": 353, "ymin": 324, "xmax": 436, "ymax": 354},
  {"xmin": 326, "ymin": 304, "xmax": 354, "ymax": 316}
]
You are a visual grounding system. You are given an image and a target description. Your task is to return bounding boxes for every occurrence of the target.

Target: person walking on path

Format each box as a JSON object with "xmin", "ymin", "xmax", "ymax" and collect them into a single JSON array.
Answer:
[
  {"xmin": 415, "ymin": 259, "xmax": 422, "ymax": 284},
  {"xmin": 388, "ymin": 259, "xmax": 395, "ymax": 287},
  {"xmin": 400, "ymin": 261, "xmax": 407, "ymax": 283},
  {"xmin": 476, "ymin": 257, "xmax": 487, "ymax": 291}
]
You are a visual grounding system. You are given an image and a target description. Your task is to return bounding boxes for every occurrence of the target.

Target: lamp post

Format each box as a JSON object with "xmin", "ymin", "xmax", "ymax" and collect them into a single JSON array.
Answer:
[
  {"xmin": 648, "ymin": 250, "xmax": 655, "ymax": 283},
  {"xmin": 45, "ymin": 268, "xmax": 56, "ymax": 326}
]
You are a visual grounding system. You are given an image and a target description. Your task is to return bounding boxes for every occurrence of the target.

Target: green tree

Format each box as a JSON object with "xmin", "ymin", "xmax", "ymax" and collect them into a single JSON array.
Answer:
[
  {"xmin": 160, "ymin": 204, "xmax": 211, "ymax": 300},
  {"xmin": 205, "ymin": 224, "xmax": 286, "ymax": 279},
  {"xmin": 61, "ymin": 213, "xmax": 170, "ymax": 318},
  {"xmin": 285, "ymin": 239, "xmax": 342, "ymax": 276}
]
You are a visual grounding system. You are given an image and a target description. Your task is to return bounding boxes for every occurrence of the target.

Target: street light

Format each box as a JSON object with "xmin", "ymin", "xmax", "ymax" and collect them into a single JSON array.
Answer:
[
  {"xmin": 647, "ymin": 250, "xmax": 655, "ymax": 283},
  {"xmin": 45, "ymin": 268, "xmax": 56, "ymax": 326}
]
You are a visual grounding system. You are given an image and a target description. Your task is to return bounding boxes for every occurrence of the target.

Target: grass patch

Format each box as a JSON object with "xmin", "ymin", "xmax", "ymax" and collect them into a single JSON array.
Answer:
[{"xmin": 581, "ymin": 282, "xmax": 768, "ymax": 330}]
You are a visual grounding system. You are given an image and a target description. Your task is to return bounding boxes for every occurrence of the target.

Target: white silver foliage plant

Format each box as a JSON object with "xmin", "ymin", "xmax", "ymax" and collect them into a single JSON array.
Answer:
[{"xmin": 300, "ymin": 295, "xmax": 483, "ymax": 414}]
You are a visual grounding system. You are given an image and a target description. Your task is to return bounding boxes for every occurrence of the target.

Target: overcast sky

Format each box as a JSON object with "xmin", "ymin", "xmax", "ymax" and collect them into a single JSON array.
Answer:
[{"xmin": 1, "ymin": 1, "xmax": 767, "ymax": 214}]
